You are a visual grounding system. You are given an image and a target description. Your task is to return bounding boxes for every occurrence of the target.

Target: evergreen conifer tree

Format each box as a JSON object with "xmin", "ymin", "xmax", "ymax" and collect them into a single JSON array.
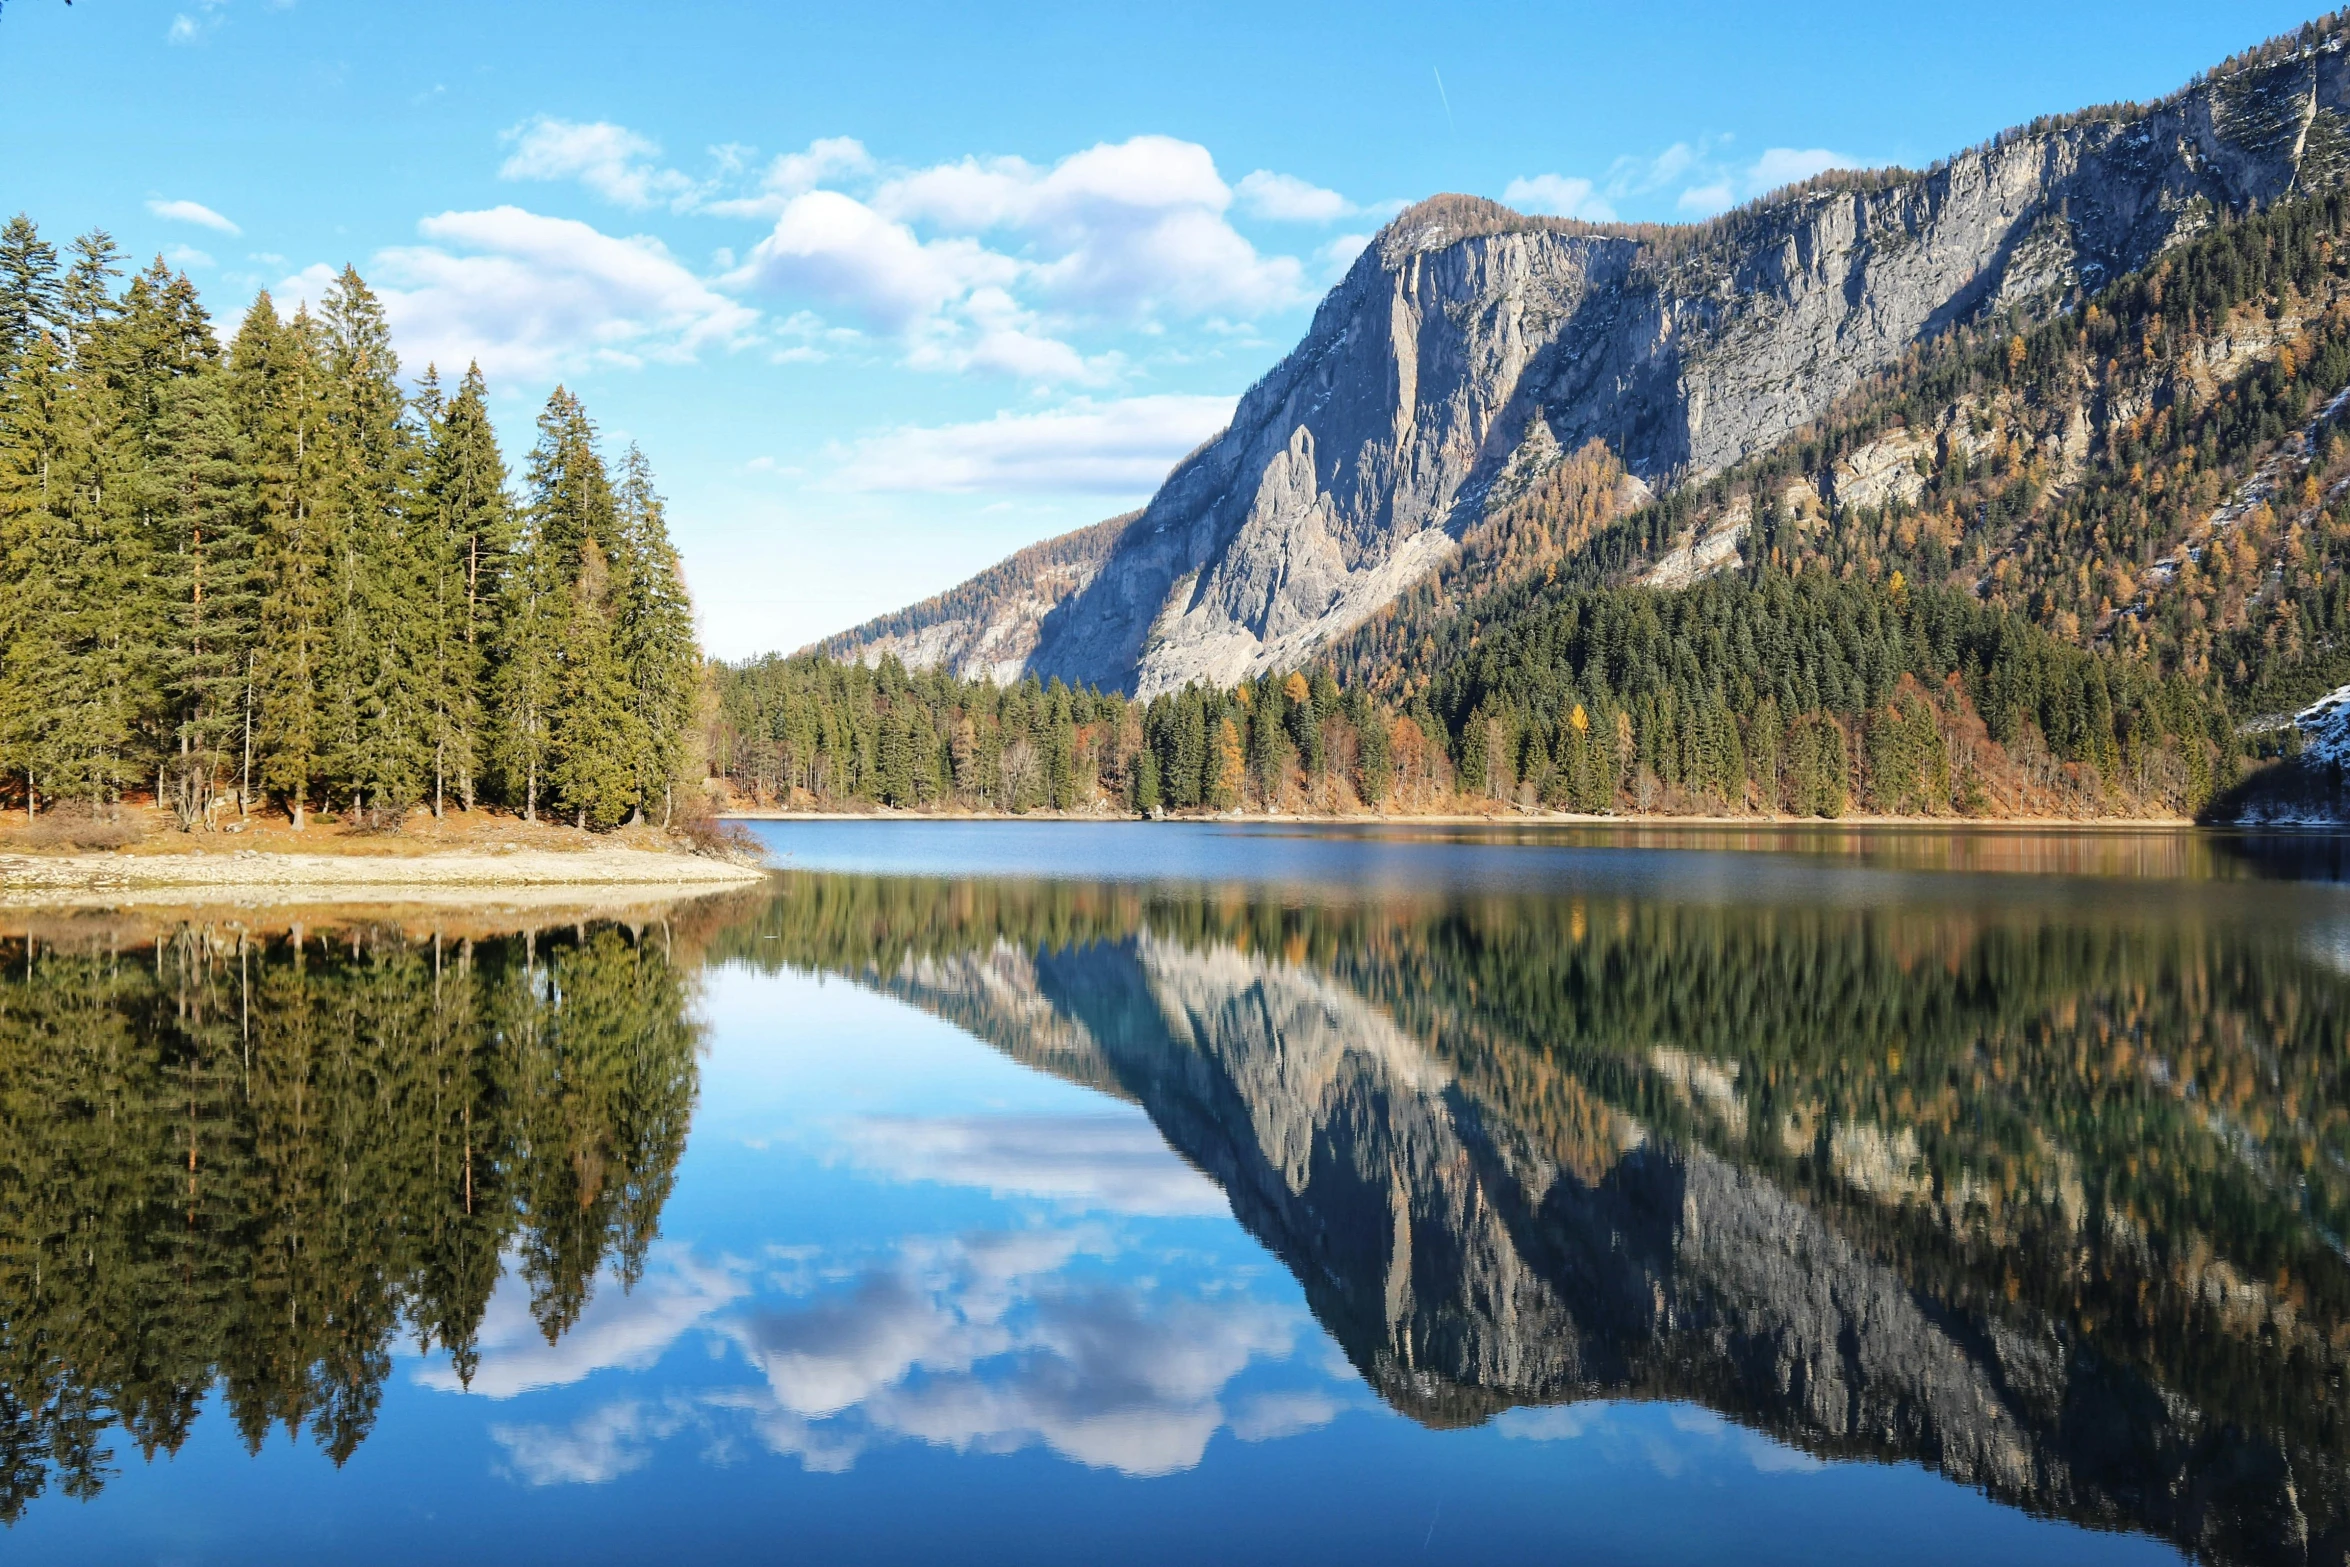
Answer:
[
  {"xmin": 611, "ymin": 444, "xmax": 697, "ymax": 825},
  {"xmin": 417, "ymin": 363, "xmax": 513, "ymax": 813}
]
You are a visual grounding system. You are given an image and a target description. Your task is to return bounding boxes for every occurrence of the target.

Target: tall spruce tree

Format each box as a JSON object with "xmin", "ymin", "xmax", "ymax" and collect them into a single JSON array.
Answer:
[
  {"xmin": 416, "ymin": 362, "xmax": 513, "ymax": 814},
  {"xmin": 0, "ymin": 214, "xmax": 62, "ymax": 378},
  {"xmin": 318, "ymin": 268, "xmax": 426, "ymax": 819},
  {"xmin": 549, "ymin": 537, "xmax": 638, "ymax": 830},
  {"xmin": 241, "ymin": 297, "xmax": 331, "ymax": 828},
  {"xmin": 612, "ymin": 444, "xmax": 698, "ymax": 824}
]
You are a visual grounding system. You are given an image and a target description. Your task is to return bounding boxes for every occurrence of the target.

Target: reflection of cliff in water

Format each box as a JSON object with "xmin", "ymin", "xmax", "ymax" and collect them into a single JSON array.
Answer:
[
  {"xmin": 734, "ymin": 874, "xmax": 2350, "ymax": 1567},
  {"xmin": 0, "ymin": 909, "xmax": 713, "ymax": 1522}
]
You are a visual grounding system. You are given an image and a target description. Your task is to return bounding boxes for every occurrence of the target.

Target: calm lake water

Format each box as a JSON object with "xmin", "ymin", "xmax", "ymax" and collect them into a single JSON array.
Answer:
[{"xmin": 7, "ymin": 821, "xmax": 2350, "ymax": 1565}]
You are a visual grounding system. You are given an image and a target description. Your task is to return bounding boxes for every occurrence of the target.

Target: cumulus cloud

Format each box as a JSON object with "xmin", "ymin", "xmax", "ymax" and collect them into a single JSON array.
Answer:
[
  {"xmin": 279, "ymin": 205, "xmax": 758, "ymax": 383},
  {"xmin": 499, "ymin": 116, "xmax": 702, "ymax": 211},
  {"xmin": 828, "ymin": 394, "xmax": 1236, "ymax": 496},
  {"xmin": 702, "ymin": 137, "xmax": 877, "ymax": 220},
  {"xmin": 728, "ymin": 189, "xmax": 1016, "ymax": 334},
  {"xmin": 163, "ymin": 244, "xmax": 216, "ymax": 270},
  {"xmin": 839, "ymin": 1113, "xmax": 1228, "ymax": 1214},
  {"xmin": 1234, "ymin": 170, "xmax": 1352, "ymax": 223},
  {"xmin": 416, "ymin": 1247, "xmax": 746, "ymax": 1399},
  {"xmin": 1500, "ymin": 174, "xmax": 1617, "ymax": 222},
  {"xmin": 750, "ymin": 135, "xmax": 1311, "ymax": 343},
  {"xmin": 477, "ymin": 123, "xmax": 1318, "ymax": 383},
  {"xmin": 148, "ymin": 197, "xmax": 241, "ymax": 235}
]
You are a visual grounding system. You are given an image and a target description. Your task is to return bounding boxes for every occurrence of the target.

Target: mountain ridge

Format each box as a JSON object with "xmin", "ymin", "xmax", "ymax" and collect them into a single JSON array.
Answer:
[{"xmin": 822, "ymin": 16, "xmax": 2350, "ymax": 698}]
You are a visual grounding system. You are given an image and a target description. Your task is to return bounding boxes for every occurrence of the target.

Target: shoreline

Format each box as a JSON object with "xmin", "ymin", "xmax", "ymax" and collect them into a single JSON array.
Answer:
[
  {"xmin": 0, "ymin": 846, "xmax": 768, "ymax": 902},
  {"xmin": 721, "ymin": 809, "xmax": 2213, "ymax": 830}
]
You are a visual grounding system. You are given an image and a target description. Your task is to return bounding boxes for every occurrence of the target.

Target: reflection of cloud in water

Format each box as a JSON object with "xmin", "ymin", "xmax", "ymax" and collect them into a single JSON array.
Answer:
[
  {"xmin": 871, "ymin": 1285, "xmax": 1295, "ymax": 1475},
  {"xmin": 1498, "ymin": 1401, "xmax": 1824, "ymax": 1476},
  {"xmin": 491, "ymin": 1399, "xmax": 692, "ymax": 1486},
  {"xmin": 1230, "ymin": 1389, "xmax": 1342, "ymax": 1442},
  {"xmin": 841, "ymin": 1113, "xmax": 1228, "ymax": 1216},
  {"xmin": 418, "ymin": 1247, "xmax": 746, "ymax": 1399},
  {"xmin": 718, "ymin": 1228, "xmax": 1302, "ymax": 1477},
  {"xmin": 477, "ymin": 1227, "xmax": 1329, "ymax": 1485}
]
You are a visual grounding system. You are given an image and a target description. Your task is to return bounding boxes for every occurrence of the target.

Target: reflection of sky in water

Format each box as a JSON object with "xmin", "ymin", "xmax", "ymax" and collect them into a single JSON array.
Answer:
[{"xmin": 10, "ymin": 955, "xmax": 2184, "ymax": 1565}]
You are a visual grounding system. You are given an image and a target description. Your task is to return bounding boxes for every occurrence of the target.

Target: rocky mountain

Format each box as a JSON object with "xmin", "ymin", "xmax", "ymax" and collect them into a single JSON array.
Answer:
[{"xmin": 827, "ymin": 21, "xmax": 2350, "ymax": 698}]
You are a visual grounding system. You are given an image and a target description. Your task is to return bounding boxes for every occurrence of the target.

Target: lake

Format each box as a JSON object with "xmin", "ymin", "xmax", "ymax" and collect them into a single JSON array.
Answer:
[{"xmin": 5, "ymin": 821, "xmax": 2348, "ymax": 1565}]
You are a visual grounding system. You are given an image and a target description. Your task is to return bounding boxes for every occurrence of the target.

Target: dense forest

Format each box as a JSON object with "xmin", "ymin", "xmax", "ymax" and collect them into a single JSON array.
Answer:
[
  {"xmin": 0, "ymin": 215, "xmax": 702, "ymax": 832},
  {"xmin": 711, "ymin": 571, "xmax": 2231, "ymax": 819},
  {"xmin": 0, "ymin": 916, "xmax": 703, "ymax": 1518},
  {"xmin": 716, "ymin": 182, "xmax": 2350, "ymax": 821}
]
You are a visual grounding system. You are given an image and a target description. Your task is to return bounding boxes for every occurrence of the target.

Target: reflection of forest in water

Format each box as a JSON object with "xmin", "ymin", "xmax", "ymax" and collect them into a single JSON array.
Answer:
[
  {"xmin": 0, "ymin": 911, "xmax": 706, "ymax": 1520},
  {"xmin": 727, "ymin": 873, "xmax": 2350, "ymax": 1567}
]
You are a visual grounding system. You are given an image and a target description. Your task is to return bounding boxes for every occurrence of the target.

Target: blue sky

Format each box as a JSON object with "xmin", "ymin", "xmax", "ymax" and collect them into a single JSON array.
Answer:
[{"xmin": 0, "ymin": 0, "xmax": 2316, "ymax": 658}]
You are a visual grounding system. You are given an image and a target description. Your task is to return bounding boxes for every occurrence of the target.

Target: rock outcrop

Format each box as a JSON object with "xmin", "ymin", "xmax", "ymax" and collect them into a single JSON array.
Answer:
[{"xmin": 828, "ymin": 28, "xmax": 2350, "ymax": 697}]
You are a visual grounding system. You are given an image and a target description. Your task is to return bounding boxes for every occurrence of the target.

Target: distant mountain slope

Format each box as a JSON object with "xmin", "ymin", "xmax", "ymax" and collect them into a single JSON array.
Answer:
[
  {"xmin": 826, "ymin": 16, "xmax": 2350, "ymax": 698},
  {"xmin": 817, "ymin": 510, "xmax": 1137, "ymax": 685}
]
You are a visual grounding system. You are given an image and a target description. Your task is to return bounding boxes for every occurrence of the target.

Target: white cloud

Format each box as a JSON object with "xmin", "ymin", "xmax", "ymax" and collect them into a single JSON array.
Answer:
[
  {"xmin": 415, "ymin": 1247, "xmax": 746, "ymax": 1399},
  {"xmin": 148, "ymin": 198, "xmax": 241, "ymax": 235},
  {"xmin": 703, "ymin": 137, "xmax": 876, "ymax": 220},
  {"xmin": 1235, "ymin": 170, "xmax": 1351, "ymax": 223},
  {"xmin": 280, "ymin": 205, "xmax": 758, "ymax": 383},
  {"xmin": 871, "ymin": 136, "xmax": 1306, "ymax": 321},
  {"xmin": 1500, "ymin": 174, "xmax": 1617, "ymax": 222},
  {"xmin": 840, "ymin": 1113, "xmax": 1229, "ymax": 1214},
  {"xmin": 729, "ymin": 189, "xmax": 1017, "ymax": 334},
  {"xmin": 829, "ymin": 394, "xmax": 1236, "ymax": 495},
  {"xmin": 500, "ymin": 116, "xmax": 701, "ymax": 211},
  {"xmin": 163, "ymin": 244, "xmax": 216, "ymax": 270}
]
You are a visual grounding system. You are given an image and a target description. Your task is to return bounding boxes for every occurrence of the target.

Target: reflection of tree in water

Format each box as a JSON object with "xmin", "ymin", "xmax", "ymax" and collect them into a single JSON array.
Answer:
[
  {"xmin": 724, "ymin": 872, "xmax": 2350, "ymax": 1566},
  {"xmin": 0, "ymin": 920, "xmax": 701, "ymax": 1521}
]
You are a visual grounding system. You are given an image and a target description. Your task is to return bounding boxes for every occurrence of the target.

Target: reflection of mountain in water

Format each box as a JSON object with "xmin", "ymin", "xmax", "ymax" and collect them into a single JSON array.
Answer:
[
  {"xmin": 0, "ymin": 911, "xmax": 713, "ymax": 1521},
  {"xmin": 735, "ymin": 874, "xmax": 2350, "ymax": 1567}
]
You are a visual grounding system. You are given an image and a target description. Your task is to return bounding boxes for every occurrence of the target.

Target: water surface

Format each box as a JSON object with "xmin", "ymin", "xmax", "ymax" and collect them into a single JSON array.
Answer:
[{"xmin": 5, "ymin": 822, "xmax": 2347, "ymax": 1564}]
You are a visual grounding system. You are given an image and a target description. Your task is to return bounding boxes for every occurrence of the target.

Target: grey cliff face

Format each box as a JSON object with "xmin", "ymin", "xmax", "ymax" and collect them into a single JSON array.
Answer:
[{"xmin": 833, "ymin": 35, "xmax": 2350, "ymax": 698}]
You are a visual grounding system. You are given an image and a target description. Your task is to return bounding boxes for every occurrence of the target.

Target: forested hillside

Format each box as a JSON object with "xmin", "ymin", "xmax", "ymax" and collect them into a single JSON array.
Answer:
[
  {"xmin": 714, "ymin": 182, "xmax": 2350, "ymax": 820},
  {"xmin": 0, "ymin": 216, "xmax": 702, "ymax": 832}
]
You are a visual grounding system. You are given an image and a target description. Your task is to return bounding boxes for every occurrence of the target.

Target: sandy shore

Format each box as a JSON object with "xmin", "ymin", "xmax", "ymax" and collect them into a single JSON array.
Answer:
[{"xmin": 0, "ymin": 846, "xmax": 768, "ymax": 902}]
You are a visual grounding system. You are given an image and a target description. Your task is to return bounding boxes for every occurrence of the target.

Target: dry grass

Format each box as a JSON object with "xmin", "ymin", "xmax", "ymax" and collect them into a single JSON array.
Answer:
[{"xmin": 15, "ymin": 807, "xmax": 147, "ymax": 852}]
